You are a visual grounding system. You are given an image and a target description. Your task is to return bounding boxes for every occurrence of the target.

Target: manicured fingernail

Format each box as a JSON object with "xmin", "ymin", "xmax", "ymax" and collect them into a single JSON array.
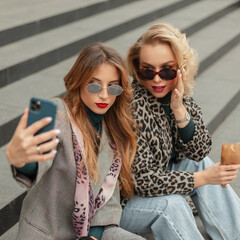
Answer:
[
  {"xmin": 46, "ymin": 117, "xmax": 52, "ymax": 122},
  {"xmin": 55, "ymin": 129, "xmax": 61, "ymax": 135},
  {"xmin": 180, "ymin": 73, "xmax": 182, "ymax": 78},
  {"xmin": 52, "ymin": 149, "xmax": 57, "ymax": 155},
  {"xmin": 55, "ymin": 138, "xmax": 60, "ymax": 144},
  {"xmin": 183, "ymin": 67, "xmax": 185, "ymax": 72}
]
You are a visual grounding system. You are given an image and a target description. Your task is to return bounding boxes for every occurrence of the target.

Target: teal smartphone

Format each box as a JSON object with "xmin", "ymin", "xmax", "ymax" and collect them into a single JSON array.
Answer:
[{"xmin": 27, "ymin": 97, "xmax": 57, "ymax": 137}]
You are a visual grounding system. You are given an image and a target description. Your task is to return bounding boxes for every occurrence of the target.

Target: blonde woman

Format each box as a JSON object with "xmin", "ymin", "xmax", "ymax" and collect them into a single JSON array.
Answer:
[
  {"xmin": 6, "ymin": 43, "xmax": 146, "ymax": 240},
  {"xmin": 120, "ymin": 23, "xmax": 240, "ymax": 240}
]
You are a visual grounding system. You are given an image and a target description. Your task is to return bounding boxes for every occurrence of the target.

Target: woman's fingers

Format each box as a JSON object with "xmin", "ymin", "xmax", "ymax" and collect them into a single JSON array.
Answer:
[
  {"xmin": 224, "ymin": 169, "xmax": 238, "ymax": 176},
  {"xmin": 33, "ymin": 129, "xmax": 61, "ymax": 146},
  {"xmin": 205, "ymin": 163, "xmax": 240, "ymax": 185},
  {"xmin": 221, "ymin": 175, "xmax": 237, "ymax": 186},
  {"xmin": 6, "ymin": 109, "xmax": 61, "ymax": 168},
  {"xmin": 25, "ymin": 116, "xmax": 53, "ymax": 136},
  {"xmin": 219, "ymin": 165, "xmax": 239, "ymax": 185},
  {"xmin": 173, "ymin": 88, "xmax": 181, "ymax": 99},
  {"xmin": 220, "ymin": 164, "xmax": 240, "ymax": 171},
  {"xmin": 181, "ymin": 67, "xmax": 186, "ymax": 81},
  {"xmin": 28, "ymin": 149, "xmax": 57, "ymax": 163},
  {"xmin": 176, "ymin": 69, "xmax": 184, "ymax": 95},
  {"xmin": 15, "ymin": 108, "xmax": 29, "ymax": 132},
  {"xmin": 23, "ymin": 138, "xmax": 59, "ymax": 163},
  {"xmin": 35, "ymin": 138, "xmax": 59, "ymax": 155}
]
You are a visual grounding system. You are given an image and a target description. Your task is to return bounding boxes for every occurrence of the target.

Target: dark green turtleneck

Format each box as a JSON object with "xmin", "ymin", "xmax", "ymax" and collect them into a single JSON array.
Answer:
[{"xmin": 84, "ymin": 105, "xmax": 104, "ymax": 132}]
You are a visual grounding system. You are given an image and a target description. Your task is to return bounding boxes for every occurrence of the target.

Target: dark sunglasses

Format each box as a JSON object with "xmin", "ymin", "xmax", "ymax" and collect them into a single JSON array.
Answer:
[
  {"xmin": 86, "ymin": 82, "xmax": 123, "ymax": 96},
  {"xmin": 137, "ymin": 66, "xmax": 182, "ymax": 81}
]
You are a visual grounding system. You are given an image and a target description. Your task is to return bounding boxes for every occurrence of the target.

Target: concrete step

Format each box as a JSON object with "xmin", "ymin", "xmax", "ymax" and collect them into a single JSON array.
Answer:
[
  {"xmin": 194, "ymin": 41, "xmax": 240, "ymax": 133},
  {"xmin": 0, "ymin": 223, "xmax": 18, "ymax": 240},
  {"xmin": 107, "ymin": 0, "xmax": 239, "ymax": 54},
  {"xmin": 0, "ymin": 0, "xmax": 239, "ymax": 148},
  {"xmin": 0, "ymin": 0, "xmax": 139, "ymax": 47},
  {"xmin": 0, "ymin": 0, "xmax": 103, "ymax": 32},
  {"xmin": 0, "ymin": 0, "xmax": 197, "ymax": 88}
]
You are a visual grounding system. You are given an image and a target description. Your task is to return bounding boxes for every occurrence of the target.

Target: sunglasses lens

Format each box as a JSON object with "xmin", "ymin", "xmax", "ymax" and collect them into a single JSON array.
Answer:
[
  {"xmin": 160, "ymin": 69, "xmax": 177, "ymax": 80},
  {"xmin": 138, "ymin": 69, "xmax": 154, "ymax": 80},
  {"xmin": 86, "ymin": 83, "xmax": 123, "ymax": 96},
  {"xmin": 138, "ymin": 68, "xmax": 177, "ymax": 81},
  {"xmin": 86, "ymin": 83, "xmax": 102, "ymax": 94},
  {"xmin": 108, "ymin": 85, "xmax": 123, "ymax": 96}
]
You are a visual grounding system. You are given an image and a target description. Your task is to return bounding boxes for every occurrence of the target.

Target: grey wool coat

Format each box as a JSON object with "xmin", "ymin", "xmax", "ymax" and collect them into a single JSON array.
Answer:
[{"xmin": 12, "ymin": 98, "xmax": 122, "ymax": 240}]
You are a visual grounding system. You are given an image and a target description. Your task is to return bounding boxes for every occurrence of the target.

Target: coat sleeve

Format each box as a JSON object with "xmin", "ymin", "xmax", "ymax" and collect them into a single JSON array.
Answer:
[
  {"xmin": 132, "ymin": 131, "xmax": 195, "ymax": 197},
  {"xmin": 175, "ymin": 97, "xmax": 212, "ymax": 162}
]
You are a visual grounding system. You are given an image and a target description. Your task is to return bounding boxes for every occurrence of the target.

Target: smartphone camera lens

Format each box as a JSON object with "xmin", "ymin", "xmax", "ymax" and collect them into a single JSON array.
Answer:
[{"xmin": 31, "ymin": 100, "xmax": 41, "ymax": 112}]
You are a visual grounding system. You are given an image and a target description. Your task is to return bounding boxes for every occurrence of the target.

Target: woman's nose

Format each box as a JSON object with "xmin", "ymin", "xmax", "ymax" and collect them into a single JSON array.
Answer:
[
  {"xmin": 153, "ymin": 73, "xmax": 162, "ymax": 83},
  {"xmin": 99, "ymin": 87, "xmax": 109, "ymax": 98}
]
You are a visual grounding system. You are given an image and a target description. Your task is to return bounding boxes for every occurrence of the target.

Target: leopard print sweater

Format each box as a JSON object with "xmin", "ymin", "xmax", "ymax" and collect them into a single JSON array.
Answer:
[{"xmin": 131, "ymin": 80, "xmax": 212, "ymax": 197}]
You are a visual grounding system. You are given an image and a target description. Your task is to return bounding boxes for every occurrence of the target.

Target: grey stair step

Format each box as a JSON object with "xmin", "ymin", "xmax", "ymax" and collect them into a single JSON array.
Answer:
[
  {"xmin": 0, "ymin": 148, "xmax": 26, "ymax": 209},
  {"xmin": 194, "ymin": 42, "xmax": 240, "ymax": 133},
  {"xmin": 0, "ymin": 223, "xmax": 18, "ymax": 240},
  {"xmin": 0, "ymin": 0, "xmax": 140, "ymax": 47},
  {"xmin": 0, "ymin": 0, "xmax": 103, "ymax": 31},
  {"xmin": 107, "ymin": 0, "xmax": 239, "ymax": 54},
  {"xmin": 187, "ymin": 8, "xmax": 240, "ymax": 65},
  {"xmin": 0, "ymin": 0, "xmax": 200, "ymax": 88}
]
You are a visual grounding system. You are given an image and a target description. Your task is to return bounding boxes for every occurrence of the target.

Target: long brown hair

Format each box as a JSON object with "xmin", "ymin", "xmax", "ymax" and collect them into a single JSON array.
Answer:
[
  {"xmin": 127, "ymin": 23, "xmax": 198, "ymax": 95},
  {"xmin": 63, "ymin": 43, "xmax": 136, "ymax": 198}
]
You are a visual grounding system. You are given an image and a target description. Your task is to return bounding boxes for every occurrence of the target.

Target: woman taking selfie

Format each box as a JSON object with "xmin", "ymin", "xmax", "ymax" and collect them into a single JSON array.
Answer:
[
  {"xmin": 120, "ymin": 23, "xmax": 240, "ymax": 240},
  {"xmin": 6, "ymin": 43, "xmax": 145, "ymax": 240}
]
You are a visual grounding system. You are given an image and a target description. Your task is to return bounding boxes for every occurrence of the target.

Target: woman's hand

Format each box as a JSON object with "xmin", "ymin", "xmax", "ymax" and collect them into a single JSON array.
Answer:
[
  {"xmin": 171, "ymin": 68, "xmax": 189, "ymax": 128},
  {"xmin": 170, "ymin": 68, "xmax": 185, "ymax": 111},
  {"xmin": 194, "ymin": 163, "xmax": 240, "ymax": 187},
  {"xmin": 6, "ymin": 108, "xmax": 60, "ymax": 168}
]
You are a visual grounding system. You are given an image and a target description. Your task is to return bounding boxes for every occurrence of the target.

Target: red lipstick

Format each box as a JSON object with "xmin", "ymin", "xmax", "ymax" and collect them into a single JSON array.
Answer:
[
  {"xmin": 152, "ymin": 86, "xmax": 166, "ymax": 92},
  {"xmin": 96, "ymin": 103, "xmax": 108, "ymax": 108}
]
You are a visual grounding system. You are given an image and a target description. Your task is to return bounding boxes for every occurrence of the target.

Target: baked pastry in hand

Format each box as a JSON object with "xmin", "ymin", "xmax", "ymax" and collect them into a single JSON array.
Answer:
[{"xmin": 221, "ymin": 142, "xmax": 240, "ymax": 188}]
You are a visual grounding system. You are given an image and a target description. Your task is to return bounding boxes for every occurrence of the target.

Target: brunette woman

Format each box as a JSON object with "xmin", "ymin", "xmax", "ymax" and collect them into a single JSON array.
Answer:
[{"xmin": 6, "ymin": 43, "xmax": 145, "ymax": 240}]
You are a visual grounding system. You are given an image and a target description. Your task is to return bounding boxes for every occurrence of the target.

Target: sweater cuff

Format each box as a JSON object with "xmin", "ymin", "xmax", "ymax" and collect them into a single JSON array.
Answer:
[
  {"xmin": 89, "ymin": 226, "xmax": 104, "ymax": 240},
  {"xmin": 178, "ymin": 118, "xmax": 195, "ymax": 144},
  {"xmin": 16, "ymin": 162, "xmax": 37, "ymax": 176}
]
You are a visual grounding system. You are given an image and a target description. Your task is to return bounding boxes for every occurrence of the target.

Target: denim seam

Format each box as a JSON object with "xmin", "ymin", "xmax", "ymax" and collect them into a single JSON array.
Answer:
[
  {"xmin": 123, "ymin": 207, "xmax": 165, "ymax": 213},
  {"xmin": 195, "ymin": 189, "xmax": 229, "ymax": 240},
  {"xmin": 161, "ymin": 213, "xmax": 184, "ymax": 240}
]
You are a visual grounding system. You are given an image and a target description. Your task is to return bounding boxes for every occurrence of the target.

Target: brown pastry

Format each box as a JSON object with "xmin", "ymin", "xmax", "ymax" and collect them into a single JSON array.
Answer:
[{"xmin": 221, "ymin": 142, "xmax": 240, "ymax": 188}]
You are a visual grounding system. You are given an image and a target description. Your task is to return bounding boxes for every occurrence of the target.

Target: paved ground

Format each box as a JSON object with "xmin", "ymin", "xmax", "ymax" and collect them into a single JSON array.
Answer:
[{"xmin": 0, "ymin": 0, "xmax": 239, "ymax": 239}]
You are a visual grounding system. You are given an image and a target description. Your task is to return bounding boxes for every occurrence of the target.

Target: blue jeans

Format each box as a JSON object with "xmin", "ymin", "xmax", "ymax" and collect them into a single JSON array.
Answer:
[{"xmin": 120, "ymin": 157, "xmax": 240, "ymax": 240}]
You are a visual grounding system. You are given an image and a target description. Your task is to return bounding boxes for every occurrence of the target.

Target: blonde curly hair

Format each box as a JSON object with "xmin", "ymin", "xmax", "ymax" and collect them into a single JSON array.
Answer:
[{"xmin": 127, "ymin": 23, "xmax": 199, "ymax": 96}]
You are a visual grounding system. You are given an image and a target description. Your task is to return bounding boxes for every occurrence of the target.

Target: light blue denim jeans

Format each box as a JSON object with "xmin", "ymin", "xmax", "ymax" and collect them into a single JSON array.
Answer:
[{"xmin": 120, "ymin": 157, "xmax": 240, "ymax": 240}]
